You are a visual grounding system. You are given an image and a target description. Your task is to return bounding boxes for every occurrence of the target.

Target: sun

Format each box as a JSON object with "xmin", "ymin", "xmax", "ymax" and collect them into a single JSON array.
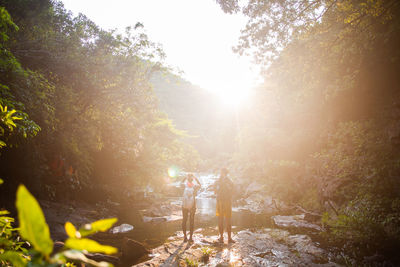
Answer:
[{"xmin": 216, "ymin": 86, "xmax": 250, "ymax": 109}]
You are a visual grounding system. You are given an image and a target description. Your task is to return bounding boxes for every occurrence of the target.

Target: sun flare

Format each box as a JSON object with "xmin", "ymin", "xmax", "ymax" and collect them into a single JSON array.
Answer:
[{"xmin": 216, "ymin": 87, "xmax": 250, "ymax": 108}]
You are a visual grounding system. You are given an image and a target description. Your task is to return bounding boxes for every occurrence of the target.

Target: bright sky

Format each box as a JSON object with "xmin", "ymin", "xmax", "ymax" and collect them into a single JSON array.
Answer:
[{"xmin": 61, "ymin": 0, "xmax": 261, "ymax": 104}]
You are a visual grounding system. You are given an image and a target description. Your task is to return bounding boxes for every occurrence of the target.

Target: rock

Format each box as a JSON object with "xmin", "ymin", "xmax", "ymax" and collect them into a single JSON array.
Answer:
[
  {"xmin": 86, "ymin": 253, "xmax": 120, "ymax": 266},
  {"xmin": 142, "ymin": 202, "xmax": 181, "ymax": 217},
  {"xmin": 272, "ymin": 214, "xmax": 322, "ymax": 232},
  {"xmin": 304, "ymin": 212, "xmax": 322, "ymax": 222},
  {"xmin": 161, "ymin": 184, "xmax": 183, "ymax": 197},
  {"xmin": 121, "ymin": 238, "xmax": 149, "ymax": 265},
  {"xmin": 244, "ymin": 181, "xmax": 263, "ymax": 196},
  {"xmin": 110, "ymin": 223, "xmax": 134, "ymax": 234},
  {"xmin": 143, "ymin": 216, "xmax": 167, "ymax": 223},
  {"xmin": 134, "ymin": 228, "xmax": 340, "ymax": 267},
  {"xmin": 234, "ymin": 194, "xmax": 282, "ymax": 214},
  {"xmin": 53, "ymin": 241, "xmax": 64, "ymax": 254},
  {"xmin": 50, "ymin": 223, "xmax": 68, "ymax": 241}
]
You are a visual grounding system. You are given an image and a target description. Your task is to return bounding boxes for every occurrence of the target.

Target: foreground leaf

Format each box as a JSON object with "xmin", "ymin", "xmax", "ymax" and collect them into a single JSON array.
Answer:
[
  {"xmin": 16, "ymin": 185, "xmax": 53, "ymax": 256},
  {"xmin": 0, "ymin": 251, "xmax": 27, "ymax": 267},
  {"xmin": 65, "ymin": 238, "xmax": 117, "ymax": 255},
  {"xmin": 65, "ymin": 222, "xmax": 79, "ymax": 238},
  {"xmin": 78, "ymin": 218, "xmax": 117, "ymax": 237},
  {"xmin": 0, "ymin": 210, "xmax": 9, "ymax": 215},
  {"xmin": 62, "ymin": 249, "xmax": 113, "ymax": 267}
]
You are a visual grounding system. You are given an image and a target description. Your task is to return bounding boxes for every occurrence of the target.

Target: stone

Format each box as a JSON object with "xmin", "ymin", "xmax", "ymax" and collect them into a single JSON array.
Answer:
[
  {"xmin": 53, "ymin": 241, "xmax": 64, "ymax": 254},
  {"xmin": 121, "ymin": 238, "xmax": 150, "ymax": 265},
  {"xmin": 110, "ymin": 223, "xmax": 134, "ymax": 234},
  {"xmin": 273, "ymin": 214, "xmax": 322, "ymax": 231},
  {"xmin": 86, "ymin": 253, "xmax": 120, "ymax": 266},
  {"xmin": 134, "ymin": 228, "xmax": 340, "ymax": 267}
]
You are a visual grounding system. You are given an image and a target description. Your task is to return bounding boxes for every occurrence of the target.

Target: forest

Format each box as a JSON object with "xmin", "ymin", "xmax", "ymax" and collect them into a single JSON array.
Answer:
[{"xmin": 1, "ymin": 0, "xmax": 400, "ymax": 266}]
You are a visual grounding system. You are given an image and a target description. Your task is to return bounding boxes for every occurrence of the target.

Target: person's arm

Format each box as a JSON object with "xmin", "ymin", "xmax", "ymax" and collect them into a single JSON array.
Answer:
[
  {"xmin": 193, "ymin": 176, "xmax": 201, "ymax": 187},
  {"xmin": 181, "ymin": 177, "xmax": 187, "ymax": 189}
]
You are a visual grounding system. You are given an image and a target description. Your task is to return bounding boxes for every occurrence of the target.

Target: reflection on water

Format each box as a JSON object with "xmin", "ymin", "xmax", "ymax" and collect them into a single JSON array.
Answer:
[{"xmin": 196, "ymin": 197, "xmax": 216, "ymax": 215}]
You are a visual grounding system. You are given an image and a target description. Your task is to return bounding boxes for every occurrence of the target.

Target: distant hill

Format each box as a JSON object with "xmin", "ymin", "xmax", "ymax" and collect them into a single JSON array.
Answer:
[{"xmin": 151, "ymin": 72, "xmax": 236, "ymax": 161}]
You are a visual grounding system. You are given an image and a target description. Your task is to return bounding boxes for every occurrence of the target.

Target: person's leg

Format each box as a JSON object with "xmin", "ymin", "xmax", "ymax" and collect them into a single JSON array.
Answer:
[
  {"xmin": 182, "ymin": 208, "xmax": 188, "ymax": 241},
  {"xmin": 218, "ymin": 215, "xmax": 224, "ymax": 242},
  {"xmin": 227, "ymin": 216, "xmax": 235, "ymax": 243},
  {"xmin": 216, "ymin": 199, "xmax": 224, "ymax": 242},
  {"xmin": 189, "ymin": 208, "xmax": 195, "ymax": 242}
]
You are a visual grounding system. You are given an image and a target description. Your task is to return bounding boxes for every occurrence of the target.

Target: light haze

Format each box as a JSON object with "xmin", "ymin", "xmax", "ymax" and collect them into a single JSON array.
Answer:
[{"xmin": 61, "ymin": 0, "xmax": 261, "ymax": 101}]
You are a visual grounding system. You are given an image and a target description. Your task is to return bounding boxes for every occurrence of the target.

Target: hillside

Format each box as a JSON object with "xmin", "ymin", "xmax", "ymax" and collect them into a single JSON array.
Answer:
[{"xmin": 151, "ymin": 72, "xmax": 236, "ymax": 162}]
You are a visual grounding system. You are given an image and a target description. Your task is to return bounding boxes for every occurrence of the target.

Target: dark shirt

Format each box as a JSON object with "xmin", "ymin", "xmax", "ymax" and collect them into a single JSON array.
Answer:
[{"xmin": 215, "ymin": 177, "xmax": 234, "ymax": 202}]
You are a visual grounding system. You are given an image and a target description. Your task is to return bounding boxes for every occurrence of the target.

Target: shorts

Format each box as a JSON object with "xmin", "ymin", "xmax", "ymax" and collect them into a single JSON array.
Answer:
[{"xmin": 216, "ymin": 199, "xmax": 232, "ymax": 218}]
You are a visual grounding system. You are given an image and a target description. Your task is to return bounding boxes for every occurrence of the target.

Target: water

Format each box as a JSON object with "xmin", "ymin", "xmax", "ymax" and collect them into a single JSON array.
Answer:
[{"xmin": 116, "ymin": 173, "xmax": 274, "ymax": 249}]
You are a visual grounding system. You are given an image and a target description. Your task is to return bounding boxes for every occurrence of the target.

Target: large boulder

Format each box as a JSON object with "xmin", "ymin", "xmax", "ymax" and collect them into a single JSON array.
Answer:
[{"xmin": 121, "ymin": 238, "xmax": 149, "ymax": 265}]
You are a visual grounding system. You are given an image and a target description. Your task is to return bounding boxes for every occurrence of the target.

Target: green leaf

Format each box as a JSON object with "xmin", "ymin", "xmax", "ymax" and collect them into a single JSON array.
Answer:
[
  {"xmin": 62, "ymin": 250, "xmax": 113, "ymax": 267},
  {"xmin": 0, "ymin": 210, "xmax": 9, "ymax": 215},
  {"xmin": 16, "ymin": 185, "xmax": 53, "ymax": 256},
  {"xmin": 78, "ymin": 218, "xmax": 117, "ymax": 237},
  {"xmin": 65, "ymin": 221, "xmax": 80, "ymax": 238},
  {"xmin": 65, "ymin": 238, "xmax": 117, "ymax": 255},
  {"xmin": 0, "ymin": 251, "xmax": 27, "ymax": 267}
]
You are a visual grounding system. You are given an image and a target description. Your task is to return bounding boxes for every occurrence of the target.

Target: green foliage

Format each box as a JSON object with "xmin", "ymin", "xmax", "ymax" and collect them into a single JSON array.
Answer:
[
  {"xmin": 0, "ymin": 6, "xmax": 45, "ymax": 150},
  {"xmin": 1, "ymin": 184, "xmax": 118, "ymax": 266},
  {"xmin": 76, "ymin": 218, "xmax": 117, "ymax": 237},
  {"xmin": 184, "ymin": 257, "xmax": 199, "ymax": 267},
  {"xmin": 200, "ymin": 246, "xmax": 212, "ymax": 256},
  {"xmin": 314, "ymin": 120, "xmax": 400, "ymax": 256},
  {"xmin": 200, "ymin": 246, "xmax": 213, "ymax": 263},
  {"xmin": 65, "ymin": 238, "xmax": 117, "ymax": 255},
  {"xmin": 0, "ymin": 209, "xmax": 28, "ymax": 266},
  {"xmin": 218, "ymin": 0, "xmax": 400, "ymax": 262},
  {"xmin": 0, "ymin": 0, "xmax": 199, "ymax": 201},
  {"xmin": 0, "ymin": 251, "xmax": 27, "ymax": 267},
  {"xmin": 0, "ymin": 7, "xmax": 18, "ymax": 42},
  {"xmin": 16, "ymin": 184, "xmax": 53, "ymax": 256}
]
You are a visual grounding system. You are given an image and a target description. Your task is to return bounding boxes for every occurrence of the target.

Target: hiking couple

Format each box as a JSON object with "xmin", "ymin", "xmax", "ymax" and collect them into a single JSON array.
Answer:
[{"xmin": 181, "ymin": 168, "xmax": 235, "ymax": 243}]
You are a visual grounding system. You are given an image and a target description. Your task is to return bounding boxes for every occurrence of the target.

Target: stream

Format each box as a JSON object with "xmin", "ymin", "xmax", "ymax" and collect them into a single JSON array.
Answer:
[
  {"xmin": 111, "ymin": 173, "xmax": 342, "ymax": 266},
  {"xmin": 116, "ymin": 174, "xmax": 275, "ymax": 248}
]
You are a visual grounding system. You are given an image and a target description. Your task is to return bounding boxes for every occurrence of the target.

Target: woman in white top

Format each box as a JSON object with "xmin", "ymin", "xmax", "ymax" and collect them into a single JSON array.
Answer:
[{"xmin": 181, "ymin": 173, "xmax": 201, "ymax": 242}]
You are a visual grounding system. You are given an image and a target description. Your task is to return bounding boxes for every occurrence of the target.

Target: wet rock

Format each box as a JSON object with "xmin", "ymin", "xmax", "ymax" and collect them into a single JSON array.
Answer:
[
  {"xmin": 141, "ymin": 201, "xmax": 182, "ymax": 223},
  {"xmin": 110, "ymin": 223, "xmax": 134, "ymax": 234},
  {"xmin": 53, "ymin": 241, "xmax": 64, "ymax": 254},
  {"xmin": 135, "ymin": 228, "xmax": 340, "ymax": 266},
  {"xmin": 142, "ymin": 202, "xmax": 181, "ymax": 217},
  {"xmin": 234, "ymin": 193, "xmax": 283, "ymax": 214},
  {"xmin": 143, "ymin": 216, "xmax": 168, "ymax": 223},
  {"xmin": 121, "ymin": 238, "xmax": 149, "ymax": 265},
  {"xmin": 273, "ymin": 214, "xmax": 322, "ymax": 231},
  {"xmin": 86, "ymin": 252, "xmax": 120, "ymax": 266}
]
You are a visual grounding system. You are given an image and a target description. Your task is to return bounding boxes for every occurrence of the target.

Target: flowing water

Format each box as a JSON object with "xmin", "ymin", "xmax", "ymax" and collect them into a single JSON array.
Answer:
[{"xmin": 117, "ymin": 173, "xmax": 275, "ymax": 248}]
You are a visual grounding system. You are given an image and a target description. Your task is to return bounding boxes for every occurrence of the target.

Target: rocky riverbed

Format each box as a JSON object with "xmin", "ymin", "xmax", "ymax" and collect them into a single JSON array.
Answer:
[
  {"xmin": 135, "ymin": 227, "xmax": 340, "ymax": 267},
  {"xmin": 38, "ymin": 174, "xmax": 346, "ymax": 266}
]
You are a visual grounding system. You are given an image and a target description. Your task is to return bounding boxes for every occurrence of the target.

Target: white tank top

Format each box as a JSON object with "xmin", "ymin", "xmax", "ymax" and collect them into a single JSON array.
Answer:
[{"xmin": 182, "ymin": 182, "xmax": 195, "ymax": 209}]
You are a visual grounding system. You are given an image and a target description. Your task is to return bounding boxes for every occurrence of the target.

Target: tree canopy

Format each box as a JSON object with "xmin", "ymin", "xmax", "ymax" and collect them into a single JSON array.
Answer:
[
  {"xmin": 217, "ymin": 0, "xmax": 400, "ymax": 260},
  {"xmin": 0, "ymin": 0, "xmax": 197, "ymax": 203}
]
